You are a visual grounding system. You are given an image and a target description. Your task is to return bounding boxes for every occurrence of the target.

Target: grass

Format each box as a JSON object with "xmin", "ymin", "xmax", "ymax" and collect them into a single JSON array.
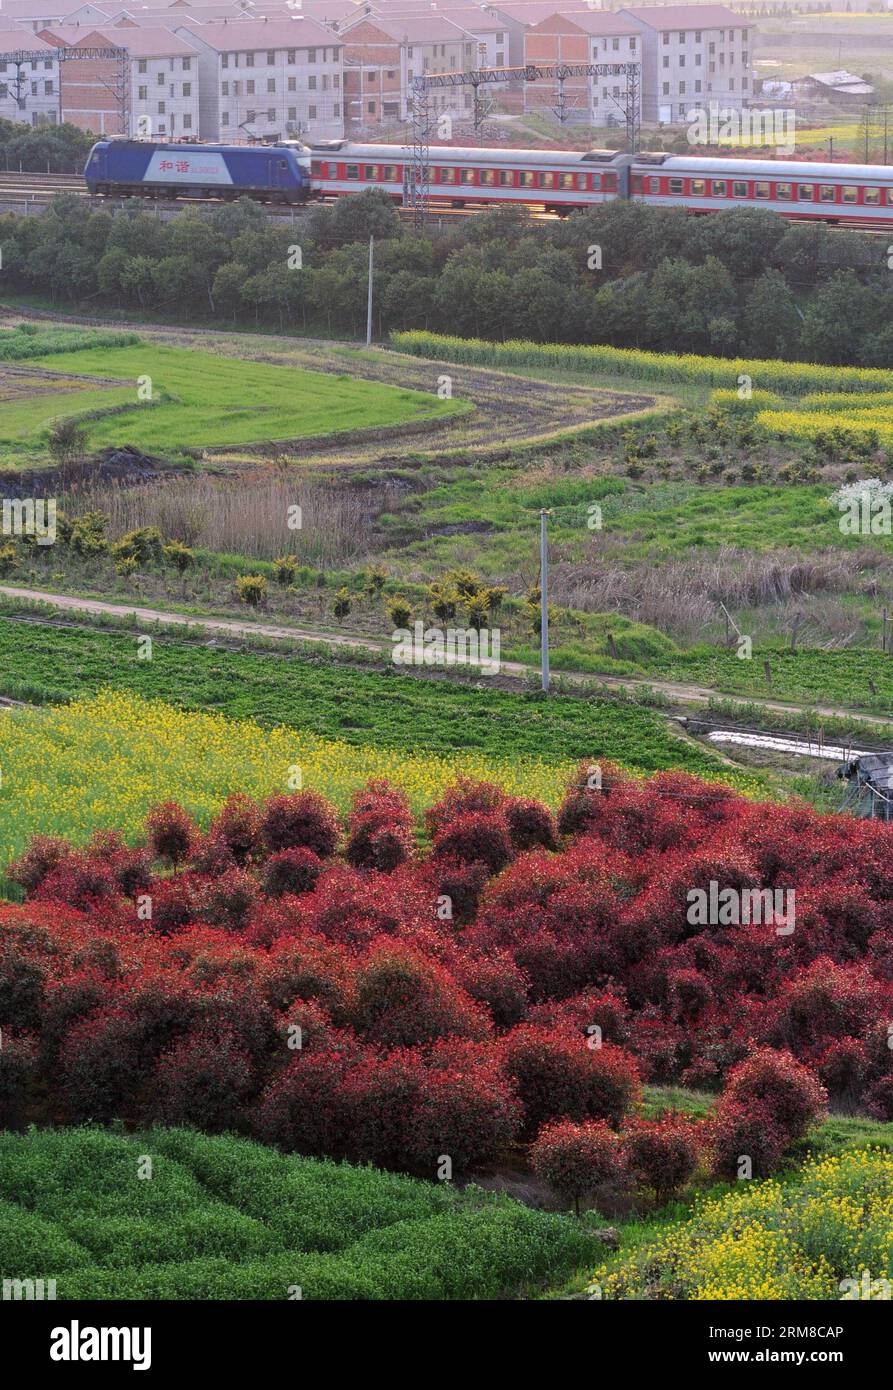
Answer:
[
  {"xmin": 5, "ymin": 343, "xmax": 467, "ymax": 458},
  {"xmin": 0, "ymin": 1126, "xmax": 601, "ymax": 1300},
  {"xmin": 0, "ymin": 616, "xmax": 729, "ymax": 774}
]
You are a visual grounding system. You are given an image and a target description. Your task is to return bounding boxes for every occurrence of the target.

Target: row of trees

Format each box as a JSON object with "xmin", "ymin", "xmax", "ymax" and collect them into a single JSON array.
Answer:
[
  {"xmin": 1, "ymin": 189, "xmax": 891, "ymax": 363},
  {"xmin": 0, "ymin": 118, "xmax": 93, "ymax": 173}
]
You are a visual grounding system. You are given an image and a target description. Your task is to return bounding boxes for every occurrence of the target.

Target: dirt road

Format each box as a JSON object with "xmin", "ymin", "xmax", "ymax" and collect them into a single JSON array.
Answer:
[{"xmin": 4, "ymin": 583, "xmax": 892, "ymax": 733}]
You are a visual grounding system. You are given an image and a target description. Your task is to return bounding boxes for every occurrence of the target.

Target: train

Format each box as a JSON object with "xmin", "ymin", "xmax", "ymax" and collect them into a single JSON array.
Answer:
[
  {"xmin": 85, "ymin": 137, "xmax": 893, "ymax": 226},
  {"xmin": 84, "ymin": 139, "xmax": 309, "ymax": 204}
]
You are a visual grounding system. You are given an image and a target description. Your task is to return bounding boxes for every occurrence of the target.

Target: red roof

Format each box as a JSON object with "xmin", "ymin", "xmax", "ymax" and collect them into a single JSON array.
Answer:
[
  {"xmin": 44, "ymin": 22, "xmax": 198, "ymax": 52},
  {"xmin": 619, "ymin": 5, "xmax": 748, "ymax": 29},
  {"xmin": 375, "ymin": 13, "xmax": 474, "ymax": 40},
  {"xmin": 177, "ymin": 15, "xmax": 340, "ymax": 46}
]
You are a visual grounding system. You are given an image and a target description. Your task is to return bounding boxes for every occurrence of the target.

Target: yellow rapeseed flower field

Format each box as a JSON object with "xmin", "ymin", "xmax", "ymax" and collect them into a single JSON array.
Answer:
[
  {"xmin": 588, "ymin": 1148, "xmax": 893, "ymax": 1301},
  {"xmin": 0, "ymin": 689, "xmax": 574, "ymax": 868}
]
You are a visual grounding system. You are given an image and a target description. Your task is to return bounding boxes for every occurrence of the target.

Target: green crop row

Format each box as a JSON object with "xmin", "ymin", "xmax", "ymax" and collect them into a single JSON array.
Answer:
[{"xmin": 0, "ymin": 1127, "xmax": 600, "ymax": 1300}]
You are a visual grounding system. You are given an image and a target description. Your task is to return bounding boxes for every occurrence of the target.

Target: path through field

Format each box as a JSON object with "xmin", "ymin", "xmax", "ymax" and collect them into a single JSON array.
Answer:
[{"xmin": 4, "ymin": 583, "xmax": 892, "ymax": 733}]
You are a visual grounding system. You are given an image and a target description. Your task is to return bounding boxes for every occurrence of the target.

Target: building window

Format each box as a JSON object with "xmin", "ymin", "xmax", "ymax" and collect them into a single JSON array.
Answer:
[
  {"xmin": 308, "ymin": 48, "xmax": 316, "ymax": 62},
  {"xmin": 245, "ymin": 52, "xmax": 255, "ymax": 66},
  {"xmin": 221, "ymin": 112, "xmax": 229, "ymax": 125},
  {"xmin": 288, "ymin": 107, "xmax": 297, "ymax": 120},
  {"xmin": 334, "ymin": 102, "xmax": 340, "ymax": 117},
  {"xmin": 662, "ymin": 82, "xmax": 669, "ymax": 95},
  {"xmin": 267, "ymin": 50, "xmax": 275, "ymax": 64},
  {"xmin": 309, "ymin": 104, "xmax": 317, "ymax": 119},
  {"xmin": 183, "ymin": 114, "xmax": 192, "ymax": 129},
  {"xmin": 288, "ymin": 75, "xmax": 296, "ymax": 91},
  {"xmin": 287, "ymin": 49, "xmax": 295, "ymax": 63},
  {"xmin": 157, "ymin": 72, "xmax": 164, "ymax": 85},
  {"xmin": 247, "ymin": 80, "xmax": 255, "ymax": 94},
  {"xmin": 182, "ymin": 57, "xmax": 190, "ymax": 71},
  {"xmin": 158, "ymin": 101, "xmax": 165, "ymax": 115},
  {"xmin": 222, "ymin": 54, "xmax": 229, "ymax": 68},
  {"xmin": 267, "ymin": 78, "xmax": 275, "ymax": 92},
  {"xmin": 367, "ymin": 101, "xmax": 374, "ymax": 113},
  {"xmin": 138, "ymin": 85, "xmax": 147, "ymax": 99},
  {"xmin": 138, "ymin": 59, "xmax": 146, "ymax": 73},
  {"xmin": 183, "ymin": 82, "xmax": 191, "ymax": 96},
  {"xmin": 308, "ymin": 75, "xmax": 316, "ymax": 90},
  {"xmin": 267, "ymin": 108, "xmax": 275, "ymax": 121},
  {"xmin": 246, "ymin": 109, "xmax": 256, "ymax": 122}
]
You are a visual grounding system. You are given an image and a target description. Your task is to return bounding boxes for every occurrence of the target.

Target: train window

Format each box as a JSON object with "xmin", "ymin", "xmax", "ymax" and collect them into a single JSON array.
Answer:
[
  {"xmin": 865, "ymin": 187, "xmax": 880, "ymax": 205},
  {"xmin": 364, "ymin": 165, "xmax": 378, "ymax": 180},
  {"xmin": 519, "ymin": 170, "xmax": 535, "ymax": 187},
  {"xmin": 733, "ymin": 181, "xmax": 748, "ymax": 196},
  {"xmin": 775, "ymin": 183, "xmax": 792, "ymax": 200},
  {"xmin": 754, "ymin": 182, "xmax": 770, "ymax": 198},
  {"xmin": 604, "ymin": 174, "xmax": 616, "ymax": 191},
  {"xmin": 577, "ymin": 173, "xmax": 588, "ymax": 191},
  {"xmin": 498, "ymin": 169, "xmax": 514, "ymax": 186},
  {"xmin": 690, "ymin": 179, "xmax": 705, "ymax": 195},
  {"xmin": 346, "ymin": 164, "xmax": 359, "ymax": 180},
  {"xmin": 480, "ymin": 169, "xmax": 495, "ymax": 185},
  {"xmin": 539, "ymin": 172, "xmax": 555, "ymax": 188},
  {"xmin": 887, "ymin": 188, "xmax": 893, "ymax": 205},
  {"xmin": 842, "ymin": 186, "xmax": 858, "ymax": 203},
  {"xmin": 711, "ymin": 180, "xmax": 727, "ymax": 196},
  {"xmin": 439, "ymin": 167, "xmax": 456, "ymax": 183},
  {"xmin": 460, "ymin": 168, "xmax": 475, "ymax": 184},
  {"xmin": 311, "ymin": 161, "xmax": 323, "ymax": 177},
  {"xmin": 668, "ymin": 178, "xmax": 684, "ymax": 194},
  {"xmin": 559, "ymin": 173, "xmax": 575, "ymax": 190},
  {"xmin": 797, "ymin": 184, "xmax": 814, "ymax": 200},
  {"xmin": 819, "ymin": 185, "xmax": 836, "ymax": 201},
  {"xmin": 383, "ymin": 165, "xmax": 397, "ymax": 181},
  {"xmin": 592, "ymin": 174, "xmax": 603, "ymax": 190},
  {"xmin": 648, "ymin": 177, "xmax": 660, "ymax": 193}
]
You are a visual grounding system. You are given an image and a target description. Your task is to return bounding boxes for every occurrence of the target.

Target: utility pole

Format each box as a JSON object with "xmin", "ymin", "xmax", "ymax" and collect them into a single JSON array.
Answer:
[
  {"xmin": 539, "ymin": 509, "xmax": 550, "ymax": 694},
  {"xmin": 366, "ymin": 236, "xmax": 374, "ymax": 348}
]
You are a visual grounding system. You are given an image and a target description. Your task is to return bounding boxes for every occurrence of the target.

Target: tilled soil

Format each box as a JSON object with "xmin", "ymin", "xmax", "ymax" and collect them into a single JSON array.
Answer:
[{"xmin": 0, "ymin": 307, "xmax": 658, "ymax": 470}]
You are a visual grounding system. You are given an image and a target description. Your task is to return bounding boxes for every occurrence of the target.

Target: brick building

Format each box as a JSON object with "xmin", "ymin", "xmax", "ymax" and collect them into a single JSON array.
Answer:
[
  {"xmin": 523, "ymin": 11, "xmax": 639, "ymax": 125},
  {"xmin": 42, "ymin": 23, "xmax": 201, "ymax": 134}
]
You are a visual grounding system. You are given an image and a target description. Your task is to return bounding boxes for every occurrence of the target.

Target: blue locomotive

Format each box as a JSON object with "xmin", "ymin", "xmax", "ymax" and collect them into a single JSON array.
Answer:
[{"xmin": 84, "ymin": 139, "xmax": 310, "ymax": 204}]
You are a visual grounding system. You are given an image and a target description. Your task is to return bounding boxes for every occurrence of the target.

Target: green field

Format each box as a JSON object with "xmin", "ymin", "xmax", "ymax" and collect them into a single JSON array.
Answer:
[
  {"xmin": 0, "ymin": 616, "xmax": 727, "ymax": 776},
  {"xmin": 4, "ymin": 343, "xmax": 466, "ymax": 459},
  {"xmin": 0, "ymin": 1127, "xmax": 599, "ymax": 1300}
]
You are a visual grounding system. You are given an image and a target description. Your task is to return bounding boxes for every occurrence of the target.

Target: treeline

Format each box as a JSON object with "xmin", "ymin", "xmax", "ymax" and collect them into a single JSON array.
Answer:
[
  {"xmin": 3, "ymin": 189, "xmax": 893, "ymax": 365},
  {"xmin": 0, "ymin": 119, "xmax": 94, "ymax": 173}
]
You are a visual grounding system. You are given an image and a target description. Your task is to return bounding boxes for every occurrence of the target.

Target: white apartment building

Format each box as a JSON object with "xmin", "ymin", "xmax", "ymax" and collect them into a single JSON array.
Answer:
[
  {"xmin": 42, "ymin": 24, "xmax": 201, "ymax": 133},
  {"xmin": 0, "ymin": 31, "xmax": 59, "ymax": 126},
  {"xmin": 619, "ymin": 5, "xmax": 753, "ymax": 123},
  {"xmin": 177, "ymin": 16, "xmax": 344, "ymax": 139}
]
